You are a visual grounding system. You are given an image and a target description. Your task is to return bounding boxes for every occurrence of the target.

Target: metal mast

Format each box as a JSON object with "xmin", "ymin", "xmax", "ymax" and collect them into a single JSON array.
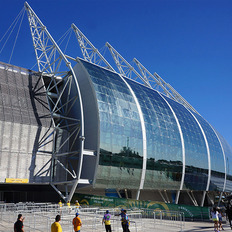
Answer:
[
  {"xmin": 133, "ymin": 58, "xmax": 198, "ymax": 114},
  {"xmin": 24, "ymin": 1, "xmax": 85, "ymax": 202},
  {"xmin": 71, "ymin": 23, "xmax": 115, "ymax": 71},
  {"xmin": 105, "ymin": 42, "xmax": 197, "ymax": 113},
  {"xmin": 105, "ymin": 42, "xmax": 151, "ymax": 87}
]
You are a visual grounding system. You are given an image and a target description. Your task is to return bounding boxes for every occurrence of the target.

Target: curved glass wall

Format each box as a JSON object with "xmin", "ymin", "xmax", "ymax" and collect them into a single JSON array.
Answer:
[
  {"xmin": 193, "ymin": 113, "xmax": 225, "ymax": 191},
  {"xmin": 125, "ymin": 78, "xmax": 182, "ymax": 190},
  {"xmin": 163, "ymin": 96, "xmax": 208, "ymax": 190},
  {"xmin": 78, "ymin": 60, "xmax": 232, "ymax": 193},
  {"xmin": 215, "ymin": 131, "xmax": 232, "ymax": 192},
  {"xmin": 80, "ymin": 60, "xmax": 143, "ymax": 189}
]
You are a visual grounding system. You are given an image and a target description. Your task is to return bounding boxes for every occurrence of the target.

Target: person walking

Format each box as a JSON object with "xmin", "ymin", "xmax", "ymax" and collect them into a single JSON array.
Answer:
[
  {"xmin": 51, "ymin": 215, "xmax": 62, "ymax": 232},
  {"xmin": 72, "ymin": 212, "xmax": 82, "ymax": 232},
  {"xmin": 218, "ymin": 207, "xmax": 224, "ymax": 230},
  {"xmin": 102, "ymin": 210, "xmax": 112, "ymax": 232},
  {"xmin": 116, "ymin": 209, "xmax": 130, "ymax": 232},
  {"xmin": 58, "ymin": 200, "xmax": 62, "ymax": 214},
  {"xmin": 75, "ymin": 200, "xmax": 81, "ymax": 213},
  {"xmin": 122, "ymin": 210, "xmax": 130, "ymax": 232},
  {"xmin": 67, "ymin": 200, "xmax": 71, "ymax": 213},
  {"xmin": 58, "ymin": 200, "xmax": 62, "ymax": 208},
  {"xmin": 116, "ymin": 209, "xmax": 125, "ymax": 231},
  {"xmin": 14, "ymin": 214, "xmax": 25, "ymax": 232},
  {"xmin": 211, "ymin": 207, "xmax": 219, "ymax": 232},
  {"xmin": 226, "ymin": 202, "xmax": 232, "ymax": 229}
]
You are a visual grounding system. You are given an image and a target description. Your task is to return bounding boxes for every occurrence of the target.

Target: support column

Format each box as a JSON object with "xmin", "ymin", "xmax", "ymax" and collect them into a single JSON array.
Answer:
[
  {"xmin": 201, "ymin": 191, "xmax": 206, "ymax": 207},
  {"xmin": 218, "ymin": 192, "xmax": 224, "ymax": 206},
  {"xmin": 175, "ymin": 190, "xmax": 180, "ymax": 204},
  {"xmin": 187, "ymin": 191, "xmax": 198, "ymax": 206},
  {"xmin": 159, "ymin": 190, "xmax": 167, "ymax": 203}
]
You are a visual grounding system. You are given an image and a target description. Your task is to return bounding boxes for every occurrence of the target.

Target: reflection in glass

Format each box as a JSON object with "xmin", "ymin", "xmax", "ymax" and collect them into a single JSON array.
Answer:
[
  {"xmin": 163, "ymin": 96, "xmax": 208, "ymax": 190},
  {"xmin": 80, "ymin": 60, "xmax": 143, "ymax": 189},
  {"xmin": 79, "ymin": 59, "xmax": 232, "ymax": 193},
  {"xmin": 126, "ymin": 78, "xmax": 183, "ymax": 190}
]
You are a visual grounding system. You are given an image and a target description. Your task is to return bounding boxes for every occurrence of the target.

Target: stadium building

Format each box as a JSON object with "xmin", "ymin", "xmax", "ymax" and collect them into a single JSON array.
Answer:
[{"xmin": 0, "ymin": 2, "xmax": 231, "ymax": 206}]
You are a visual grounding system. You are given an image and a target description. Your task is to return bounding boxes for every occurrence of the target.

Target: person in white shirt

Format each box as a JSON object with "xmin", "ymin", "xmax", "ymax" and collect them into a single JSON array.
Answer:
[{"xmin": 211, "ymin": 207, "xmax": 219, "ymax": 232}]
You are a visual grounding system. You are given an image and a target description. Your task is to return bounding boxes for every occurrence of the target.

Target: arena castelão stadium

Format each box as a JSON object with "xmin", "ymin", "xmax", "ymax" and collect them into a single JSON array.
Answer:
[{"xmin": 0, "ymin": 2, "xmax": 231, "ymax": 207}]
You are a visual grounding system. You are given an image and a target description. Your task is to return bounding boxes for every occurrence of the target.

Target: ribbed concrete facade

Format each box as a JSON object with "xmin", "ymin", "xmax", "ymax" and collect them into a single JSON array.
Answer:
[{"xmin": 0, "ymin": 62, "xmax": 52, "ymax": 183}]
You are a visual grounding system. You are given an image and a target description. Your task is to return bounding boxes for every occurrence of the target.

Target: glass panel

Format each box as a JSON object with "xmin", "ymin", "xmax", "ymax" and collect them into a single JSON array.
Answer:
[
  {"xmin": 193, "ymin": 113, "xmax": 225, "ymax": 191},
  {"xmin": 80, "ymin": 60, "xmax": 143, "ymax": 189},
  {"xmin": 215, "ymin": 131, "xmax": 232, "ymax": 192},
  {"xmin": 126, "ymin": 78, "xmax": 182, "ymax": 190},
  {"xmin": 163, "ymin": 96, "xmax": 208, "ymax": 190},
  {"xmin": 79, "ymin": 60, "xmax": 232, "ymax": 192}
]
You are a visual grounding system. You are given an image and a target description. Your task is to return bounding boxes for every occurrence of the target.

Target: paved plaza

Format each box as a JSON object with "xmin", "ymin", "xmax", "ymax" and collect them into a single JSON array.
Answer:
[
  {"xmin": 1, "ymin": 215, "xmax": 232, "ymax": 232},
  {"xmin": 0, "ymin": 203, "xmax": 231, "ymax": 232}
]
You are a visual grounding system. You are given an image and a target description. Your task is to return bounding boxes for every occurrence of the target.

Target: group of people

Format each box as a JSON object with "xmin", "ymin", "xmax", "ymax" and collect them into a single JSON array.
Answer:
[
  {"xmin": 58, "ymin": 200, "xmax": 80, "ymax": 213},
  {"xmin": 14, "ymin": 212, "xmax": 82, "ymax": 232},
  {"xmin": 50, "ymin": 208, "xmax": 130, "ymax": 232},
  {"xmin": 14, "ymin": 208, "xmax": 130, "ymax": 232},
  {"xmin": 51, "ymin": 212, "xmax": 82, "ymax": 232},
  {"xmin": 102, "ymin": 208, "xmax": 130, "ymax": 232},
  {"xmin": 211, "ymin": 207, "xmax": 224, "ymax": 232}
]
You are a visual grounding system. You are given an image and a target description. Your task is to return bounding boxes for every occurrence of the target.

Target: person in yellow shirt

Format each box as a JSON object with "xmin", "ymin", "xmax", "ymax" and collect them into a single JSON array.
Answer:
[
  {"xmin": 75, "ymin": 200, "xmax": 80, "ymax": 208},
  {"xmin": 51, "ymin": 215, "xmax": 62, "ymax": 232},
  {"xmin": 75, "ymin": 200, "xmax": 81, "ymax": 213},
  {"xmin": 58, "ymin": 200, "xmax": 62, "ymax": 208},
  {"xmin": 72, "ymin": 212, "xmax": 82, "ymax": 232},
  {"xmin": 67, "ymin": 200, "xmax": 71, "ymax": 213},
  {"xmin": 102, "ymin": 210, "xmax": 112, "ymax": 232},
  {"xmin": 58, "ymin": 200, "xmax": 62, "ymax": 214}
]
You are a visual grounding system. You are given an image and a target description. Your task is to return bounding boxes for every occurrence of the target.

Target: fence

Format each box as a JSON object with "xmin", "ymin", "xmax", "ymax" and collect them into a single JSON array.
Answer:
[
  {"xmin": 0, "ymin": 203, "xmax": 185, "ymax": 232},
  {"xmin": 154, "ymin": 210, "xmax": 185, "ymax": 231}
]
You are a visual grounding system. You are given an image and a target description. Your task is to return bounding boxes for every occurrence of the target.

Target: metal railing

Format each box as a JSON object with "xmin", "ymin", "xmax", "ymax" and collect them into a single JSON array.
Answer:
[
  {"xmin": 153, "ymin": 210, "xmax": 185, "ymax": 231},
  {"xmin": 0, "ymin": 203, "xmax": 185, "ymax": 231}
]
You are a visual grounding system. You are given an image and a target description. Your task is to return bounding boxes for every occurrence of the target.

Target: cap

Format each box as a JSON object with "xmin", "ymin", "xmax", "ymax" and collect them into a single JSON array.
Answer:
[
  {"xmin": 76, "ymin": 212, "xmax": 79, "ymax": 216},
  {"xmin": 121, "ymin": 208, "xmax": 124, "ymax": 211},
  {"xmin": 106, "ymin": 210, "xmax": 109, "ymax": 213}
]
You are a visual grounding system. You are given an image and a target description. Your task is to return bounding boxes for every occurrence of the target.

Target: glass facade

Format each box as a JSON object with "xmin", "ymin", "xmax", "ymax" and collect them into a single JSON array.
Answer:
[
  {"xmin": 193, "ymin": 113, "xmax": 225, "ymax": 191},
  {"xmin": 215, "ymin": 131, "xmax": 232, "ymax": 192},
  {"xmin": 125, "ymin": 79, "xmax": 182, "ymax": 190},
  {"xmin": 80, "ymin": 61, "xmax": 143, "ymax": 189},
  {"xmin": 78, "ymin": 60, "xmax": 232, "ymax": 193},
  {"xmin": 163, "ymin": 97, "xmax": 208, "ymax": 190}
]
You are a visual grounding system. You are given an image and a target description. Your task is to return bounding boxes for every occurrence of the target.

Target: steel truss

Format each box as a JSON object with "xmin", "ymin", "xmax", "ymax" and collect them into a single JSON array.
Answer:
[
  {"xmin": 133, "ymin": 58, "xmax": 198, "ymax": 113},
  {"xmin": 71, "ymin": 24, "xmax": 115, "ymax": 71},
  {"xmin": 71, "ymin": 24, "xmax": 197, "ymax": 113},
  {"xmin": 24, "ymin": 2, "xmax": 85, "ymax": 202},
  {"xmin": 105, "ymin": 42, "xmax": 151, "ymax": 87},
  {"xmin": 105, "ymin": 42, "xmax": 198, "ymax": 114}
]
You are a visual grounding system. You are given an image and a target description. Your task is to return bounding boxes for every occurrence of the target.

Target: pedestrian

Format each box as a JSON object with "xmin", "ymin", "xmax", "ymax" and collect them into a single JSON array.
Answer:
[
  {"xmin": 72, "ymin": 212, "xmax": 82, "ymax": 232},
  {"xmin": 115, "ymin": 208, "xmax": 125, "ymax": 231},
  {"xmin": 218, "ymin": 207, "xmax": 224, "ymax": 230},
  {"xmin": 75, "ymin": 200, "xmax": 81, "ymax": 212},
  {"xmin": 58, "ymin": 200, "xmax": 62, "ymax": 214},
  {"xmin": 226, "ymin": 202, "xmax": 232, "ymax": 229},
  {"xmin": 75, "ymin": 200, "xmax": 80, "ymax": 208},
  {"xmin": 67, "ymin": 200, "xmax": 71, "ymax": 213},
  {"xmin": 122, "ymin": 210, "xmax": 130, "ymax": 232},
  {"xmin": 58, "ymin": 200, "xmax": 62, "ymax": 208},
  {"xmin": 102, "ymin": 210, "xmax": 112, "ymax": 232},
  {"xmin": 51, "ymin": 215, "xmax": 62, "ymax": 232},
  {"xmin": 14, "ymin": 214, "xmax": 25, "ymax": 232},
  {"xmin": 211, "ymin": 207, "xmax": 219, "ymax": 232}
]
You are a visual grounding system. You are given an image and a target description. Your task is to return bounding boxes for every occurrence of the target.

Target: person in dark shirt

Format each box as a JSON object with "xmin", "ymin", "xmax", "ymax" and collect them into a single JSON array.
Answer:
[{"xmin": 14, "ymin": 214, "xmax": 25, "ymax": 232}]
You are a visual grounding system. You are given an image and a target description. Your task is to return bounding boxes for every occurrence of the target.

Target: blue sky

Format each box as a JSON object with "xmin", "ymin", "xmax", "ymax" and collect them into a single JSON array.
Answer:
[{"xmin": 0, "ymin": 0, "xmax": 232, "ymax": 145}]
